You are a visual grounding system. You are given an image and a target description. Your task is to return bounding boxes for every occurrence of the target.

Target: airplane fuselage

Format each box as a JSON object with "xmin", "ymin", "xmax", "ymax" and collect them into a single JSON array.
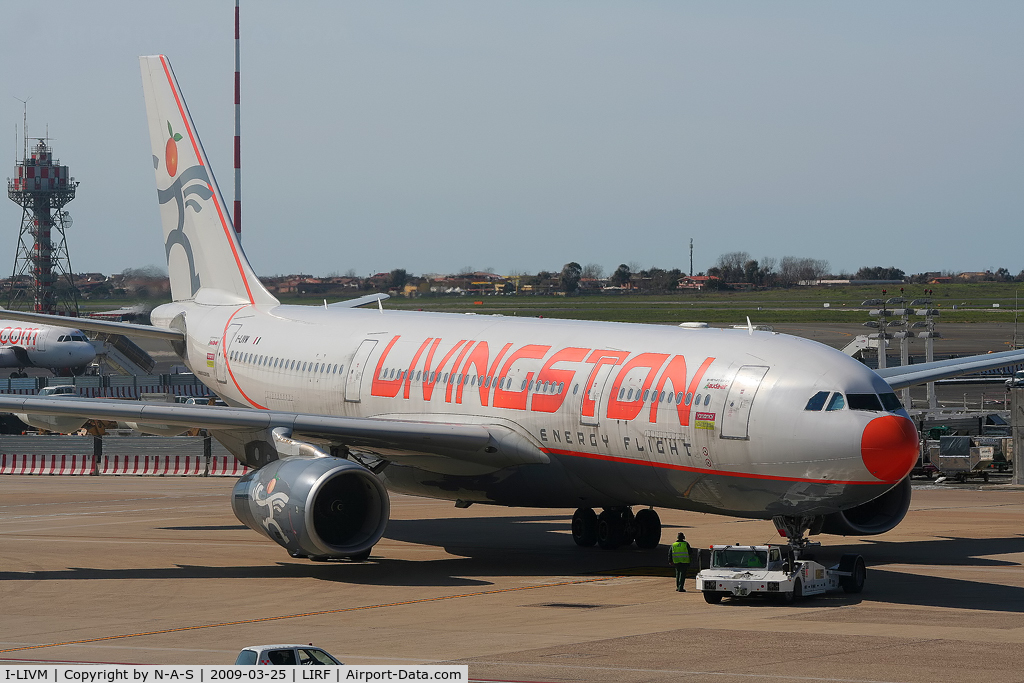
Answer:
[
  {"xmin": 154, "ymin": 300, "xmax": 917, "ymax": 520},
  {"xmin": 0, "ymin": 320, "xmax": 95, "ymax": 372}
]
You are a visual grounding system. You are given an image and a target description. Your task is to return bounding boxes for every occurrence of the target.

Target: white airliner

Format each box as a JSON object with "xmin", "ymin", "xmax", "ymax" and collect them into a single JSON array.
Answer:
[
  {"xmin": 0, "ymin": 319, "xmax": 95, "ymax": 377},
  {"xmin": 1, "ymin": 55, "xmax": 1022, "ymax": 561}
]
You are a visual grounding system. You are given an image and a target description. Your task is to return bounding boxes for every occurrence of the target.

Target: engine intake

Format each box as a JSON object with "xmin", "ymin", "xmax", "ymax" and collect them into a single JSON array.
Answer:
[
  {"xmin": 232, "ymin": 455, "xmax": 390, "ymax": 559},
  {"xmin": 820, "ymin": 477, "xmax": 912, "ymax": 536}
]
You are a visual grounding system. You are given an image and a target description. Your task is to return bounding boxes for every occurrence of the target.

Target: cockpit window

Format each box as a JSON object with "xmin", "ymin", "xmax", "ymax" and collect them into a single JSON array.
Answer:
[
  {"xmin": 879, "ymin": 392, "xmax": 903, "ymax": 412},
  {"xmin": 804, "ymin": 391, "xmax": 829, "ymax": 411},
  {"xmin": 826, "ymin": 393, "xmax": 845, "ymax": 411},
  {"xmin": 847, "ymin": 393, "xmax": 884, "ymax": 411}
]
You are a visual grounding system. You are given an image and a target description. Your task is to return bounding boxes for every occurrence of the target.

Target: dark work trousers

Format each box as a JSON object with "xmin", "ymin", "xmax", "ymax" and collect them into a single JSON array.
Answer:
[{"xmin": 674, "ymin": 562, "xmax": 689, "ymax": 591}]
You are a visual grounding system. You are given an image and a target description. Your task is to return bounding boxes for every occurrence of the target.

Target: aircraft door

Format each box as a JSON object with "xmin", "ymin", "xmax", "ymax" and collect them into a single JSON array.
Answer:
[
  {"xmin": 580, "ymin": 362, "xmax": 616, "ymax": 426},
  {"xmin": 720, "ymin": 365, "xmax": 769, "ymax": 440},
  {"xmin": 34, "ymin": 328, "xmax": 47, "ymax": 352},
  {"xmin": 345, "ymin": 339, "xmax": 378, "ymax": 402},
  {"xmin": 217, "ymin": 324, "xmax": 242, "ymax": 384}
]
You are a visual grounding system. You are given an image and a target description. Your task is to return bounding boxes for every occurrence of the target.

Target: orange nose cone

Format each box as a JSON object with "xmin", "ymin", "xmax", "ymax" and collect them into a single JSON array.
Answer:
[{"xmin": 861, "ymin": 415, "xmax": 918, "ymax": 482}]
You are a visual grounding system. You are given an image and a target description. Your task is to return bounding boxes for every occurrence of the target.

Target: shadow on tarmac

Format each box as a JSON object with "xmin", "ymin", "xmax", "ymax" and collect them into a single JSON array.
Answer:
[{"xmin": 4, "ymin": 515, "xmax": 1021, "ymax": 611}]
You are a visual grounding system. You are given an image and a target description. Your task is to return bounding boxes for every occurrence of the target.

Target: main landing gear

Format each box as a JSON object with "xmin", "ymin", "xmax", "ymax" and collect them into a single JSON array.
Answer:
[{"xmin": 572, "ymin": 506, "xmax": 662, "ymax": 550}]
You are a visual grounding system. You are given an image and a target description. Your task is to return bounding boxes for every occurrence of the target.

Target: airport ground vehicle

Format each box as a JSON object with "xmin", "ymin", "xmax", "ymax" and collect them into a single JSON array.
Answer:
[
  {"xmin": 234, "ymin": 644, "xmax": 342, "ymax": 665},
  {"xmin": 696, "ymin": 544, "xmax": 866, "ymax": 604},
  {"xmin": 38, "ymin": 385, "xmax": 78, "ymax": 397},
  {"xmin": 1005, "ymin": 370, "xmax": 1024, "ymax": 388}
]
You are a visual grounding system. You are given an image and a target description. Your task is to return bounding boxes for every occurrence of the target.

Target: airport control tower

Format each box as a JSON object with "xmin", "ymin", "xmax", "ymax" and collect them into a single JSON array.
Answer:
[{"xmin": 6, "ymin": 138, "xmax": 79, "ymax": 315}]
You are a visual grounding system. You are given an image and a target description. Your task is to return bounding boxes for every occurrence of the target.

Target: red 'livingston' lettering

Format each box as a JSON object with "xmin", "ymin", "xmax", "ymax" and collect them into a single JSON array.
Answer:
[
  {"xmin": 492, "ymin": 344, "xmax": 551, "ymax": 410},
  {"xmin": 422, "ymin": 339, "xmax": 467, "ymax": 401},
  {"xmin": 531, "ymin": 347, "xmax": 590, "ymax": 413},
  {"xmin": 647, "ymin": 355, "xmax": 715, "ymax": 426},
  {"xmin": 444, "ymin": 341, "xmax": 475, "ymax": 403},
  {"xmin": 454, "ymin": 340, "xmax": 503, "ymax": 406},
  {"xmin": 579, "ymin": 350, "xmax": 630, "ymax": 419},
  {"xmin": 369, "ymin": 335, "xmax": 403, "ymax": 398},
  {"xmin": 403, "ymin": 337, "xmax": 435, "ymax": 399},
  {"xmin": 364, "ymin": 334, "xmax": 716, "ymax": 428},
  {"xmin": 606, "ymin": 353, "xmax": 670, "ymax": 421}
]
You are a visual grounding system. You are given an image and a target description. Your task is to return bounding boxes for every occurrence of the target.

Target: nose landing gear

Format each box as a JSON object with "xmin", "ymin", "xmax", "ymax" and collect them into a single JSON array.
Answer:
[
  {"xmin": 572, "ymin": 506, "xmax": 661, "ymax": 549},
  {"xmin": 772, "ymin": 514, "xmax": 824, "ymax": 550}
]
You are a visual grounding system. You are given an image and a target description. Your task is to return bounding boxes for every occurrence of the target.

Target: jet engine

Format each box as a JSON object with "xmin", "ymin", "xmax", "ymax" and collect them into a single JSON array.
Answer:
[
  {"xmin": 820, "ymin": 477, "xmax": 912, "ymax": 536},
  {"xmin": 16, "ymin": 412, "xmax": 88, "ymax": 434},
  {"xmin": 231, "ymin": 455, "xmax": 390, "ymax": 560}
]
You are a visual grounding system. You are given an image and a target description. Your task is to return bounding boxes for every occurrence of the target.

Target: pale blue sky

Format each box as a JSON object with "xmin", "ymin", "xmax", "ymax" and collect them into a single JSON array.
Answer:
[{"xmin": 1, "ymin": 2, "xmax": 1021, "ymax": 278}]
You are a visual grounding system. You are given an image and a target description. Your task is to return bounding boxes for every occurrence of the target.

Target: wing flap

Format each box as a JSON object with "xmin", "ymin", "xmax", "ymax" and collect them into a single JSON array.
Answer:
[{"xmin": 0, "ymin": 395, "xmax": 546, "ymax": 469}]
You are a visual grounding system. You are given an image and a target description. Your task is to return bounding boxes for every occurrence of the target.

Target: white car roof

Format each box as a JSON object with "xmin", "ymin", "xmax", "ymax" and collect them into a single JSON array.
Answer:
[{"xmin": 241, "ymin": 644, "xmax": 324, "ymax": 651}]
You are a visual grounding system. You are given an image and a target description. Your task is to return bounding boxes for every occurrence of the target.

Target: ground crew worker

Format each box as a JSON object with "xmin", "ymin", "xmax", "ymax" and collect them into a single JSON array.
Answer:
[{"xmin": 669, "ymin": 532, "xmax": 691, "ymax": 592}]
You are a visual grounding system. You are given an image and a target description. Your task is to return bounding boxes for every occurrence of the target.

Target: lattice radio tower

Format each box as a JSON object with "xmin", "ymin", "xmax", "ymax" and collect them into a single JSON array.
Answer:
[{"xmin": 6, "ymin": 122, "xmax": 80, "ymax": 316}]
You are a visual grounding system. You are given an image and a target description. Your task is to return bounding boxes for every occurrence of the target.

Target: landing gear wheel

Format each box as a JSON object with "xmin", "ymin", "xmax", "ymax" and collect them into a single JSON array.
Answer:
[
  {"xmin": 633, "ymin": 508, "xmax": 661, "ymax": 549},
  {"xmin": 597, "ymin": 509, "xmax": 620, "ymax": 549},
  {"xmin": 838, "ymin": 554, "xmax": 866, "ymax": 594},
  {"xmin": 571, "ymin": 507, "xmax": 598, "ymax": 547},
  {"xmin": 619, "ymin": 508, "xmax": 636, "ymax": 546},
  {"xmin": 703, "ymin": 591, "xmax": 724, "ymax": 604}
]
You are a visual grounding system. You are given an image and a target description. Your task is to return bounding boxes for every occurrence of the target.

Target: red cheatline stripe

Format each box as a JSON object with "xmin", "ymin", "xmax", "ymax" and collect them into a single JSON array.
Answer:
[
  {"xmin": 221, "ymin": 305, "xmax": 266, "ymax": 409},
  {"xmin": 159, "ymin": 57, "xmax": 202, "ymax": 164},
  {"xmin": 158, "ymin": 56, "xmax": 256, "ymax": 305},
  {"xmin": 208, "ymin": 183, "xmax": 255, "ymax": 303},
  {"xmin": 543, "ymin": 447, "xmax": 879, "ymax": 486}
]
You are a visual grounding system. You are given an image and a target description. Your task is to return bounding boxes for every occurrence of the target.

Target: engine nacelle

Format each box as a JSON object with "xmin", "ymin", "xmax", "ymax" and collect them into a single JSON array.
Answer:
[
  {"xmin": 232, "ymin": 455, "xmax": 390, "ymax": 559},
  {"xmin": 820, "ymin": 477, "xmax": 912, "ymax": 536},
  {"xmin": 15, "ymin": 412, "xmax": 88, "ymax": 434},
  {"xmin": 124, "ymin": 421, "xmax": 190, "ymax": 437}
]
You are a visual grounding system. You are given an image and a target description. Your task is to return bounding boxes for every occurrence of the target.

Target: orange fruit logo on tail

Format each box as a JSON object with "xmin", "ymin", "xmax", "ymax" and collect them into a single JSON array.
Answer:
[{"xmin": 165, "ymin": 121, "xmax": 183, "ymax": 176}]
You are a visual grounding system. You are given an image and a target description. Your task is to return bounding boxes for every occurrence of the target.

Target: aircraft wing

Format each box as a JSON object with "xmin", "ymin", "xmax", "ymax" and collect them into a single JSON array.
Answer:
[
  {"xmin": 0, "ymin": 309, "xmax": 182, "ymax": 341},
  {"xmin": 328, "ymin": 293, "xmax": 390, "ymax": 308},
  {"xmin": 876, "ymin": 348, "xmax": 1024, "ymax": 390},
  {"xmin": 0, "ymin": 395, "xmax": 546, "ymax": 469}
]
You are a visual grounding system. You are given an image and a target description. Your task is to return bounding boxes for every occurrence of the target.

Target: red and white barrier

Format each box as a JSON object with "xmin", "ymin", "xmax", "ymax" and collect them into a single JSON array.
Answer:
[
  {"xmin": 0, "ymin": 453, "xmax": 94, "ymax": 475},
  {"xmin": 100, "ymin": 454, "xmax": 204, "ymax": 476},
  {"xmin": 208, "ymin": 455, "xmax": 250, "ymax": 477}
]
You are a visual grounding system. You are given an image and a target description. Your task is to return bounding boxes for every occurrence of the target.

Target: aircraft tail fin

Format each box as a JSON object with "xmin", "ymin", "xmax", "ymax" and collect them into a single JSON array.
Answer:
[{"xmin": 139, "ymin": 55, "xmax": 278, "ymax": 307}]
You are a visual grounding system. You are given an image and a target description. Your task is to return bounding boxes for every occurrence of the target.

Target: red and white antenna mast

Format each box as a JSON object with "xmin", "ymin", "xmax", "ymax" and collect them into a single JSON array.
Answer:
[{"xmin": 233, "ymin": 0, "xmax": 242, "ymax": 241}]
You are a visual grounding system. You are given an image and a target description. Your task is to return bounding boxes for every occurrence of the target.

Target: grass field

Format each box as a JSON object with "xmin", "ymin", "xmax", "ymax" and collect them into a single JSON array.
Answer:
[
  {"xmin": 358, "ymin": 284, "xmax": 1024, "ymax": 325},
  {"xmin": 80, "ymin": 282, "xmax": 1024, "ymax": 325}
]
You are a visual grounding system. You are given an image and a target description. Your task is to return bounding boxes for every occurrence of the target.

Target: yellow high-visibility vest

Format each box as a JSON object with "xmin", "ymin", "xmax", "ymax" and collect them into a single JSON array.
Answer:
[{"xmin": 671, "ymin": 541, "xmax": 691, "ymax": 564}]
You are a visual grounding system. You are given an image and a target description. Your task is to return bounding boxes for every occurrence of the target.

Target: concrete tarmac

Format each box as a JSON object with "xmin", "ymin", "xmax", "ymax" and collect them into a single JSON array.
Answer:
[{"xmin": 2, "ymin": 476, "xmax": 1023, "ymax": 682}]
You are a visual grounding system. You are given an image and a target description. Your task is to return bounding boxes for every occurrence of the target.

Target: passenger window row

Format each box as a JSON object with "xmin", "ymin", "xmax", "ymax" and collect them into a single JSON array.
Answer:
[
  {"xmin": 616, "ymin": 387, "xmax": 711, "ymax": 407},
  {"xmin": 229, "ymin": 350, "xmax": 343, "ymax": 376},
  {"xmin": 375, "ymin": 369, "xmax": 571, "ymax": 396}
]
